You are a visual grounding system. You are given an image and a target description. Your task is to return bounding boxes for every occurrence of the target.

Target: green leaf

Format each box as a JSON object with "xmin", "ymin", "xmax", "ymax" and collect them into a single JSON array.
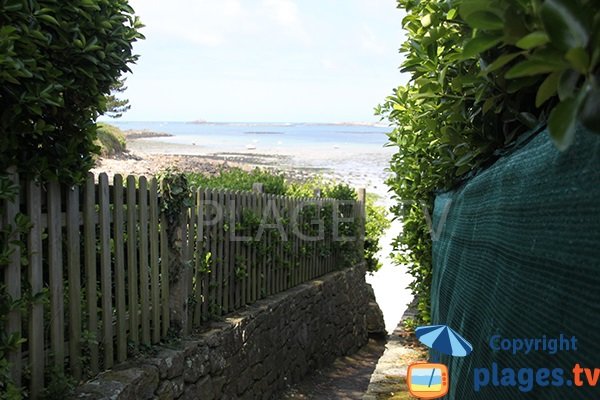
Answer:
[
  {"xmin": 37, "ymin": 14, "xmax": 59, "ymax": 26},
  {"xmin": 516, "ymin": 112, "xmax": 538, "ymax": 129},
  {"xmin": 447, "ymin": 9, "xmax": 457, "ymax": 20},
  {"xmin": 548, "ymin": 95, "xmax": 583, "ymax": 151},
  {"xmin": 505, "ymin": 59, "xmax": 565, "ymax": 79},
  {"xmin": 462, "ymin": 35, "xmax": 502, "ymax": 59},
  {"xmin": 421, "ymin": 14, "xmax": 432, "ymax": 28},
  {"xmin": 515, "ymin": 31, "xmax": 550, "ymax": 49},
  {"xmin": 482, "ymin": 97, "xmax": 496, "ymax": 114},
  {"xmin": 2, "ymin": 1, "xmax": 23, "ymax": 12},
  {"xmin": 507, "ymin": 76, "xmax": 542, "ymax": 93},
  {"xmin": 535, "ymin": 71, "xmax": 561, "ymax": 107},
  {"xmin": 459, "ymin": 0, "xmax": 495, "ymax": 21},
  {"xmin": 565, "ymin": 47, "xmax": 590, "ymax": 74},
  {"xmin": 503, "ymin": 8, "xmax": 529, "ymax": 43},
  {"xmin": 540, "ymin": 0, "xmax": 590, "ymax": 51},
  {"xmin": 465, "ymin": 11, "xmax": 504, "ymax": 31},
  {"xmin": 455, "ymin": 151, "xmax": 475, "ymax": 167},
  {"xmin": 579, "ymin": 85, "xmax": 600, "ymax": 134},
  {"xmin": 505, "ymin": 0, "xmax": 529, "ymax": 11},
  {"xmin": 455, "ymin": 164, "xmax": 472, "ymax": 176},
  {"xmin": 482, "ymin": 52, "xmax": 522, "ymax": 75},
  {"xmin": 557, "ymin": 69, "xmax": 580, "ymax": 100},
  {"xmin": 591, "ymin": 21, "xmax": 600, "ymax": 67}
]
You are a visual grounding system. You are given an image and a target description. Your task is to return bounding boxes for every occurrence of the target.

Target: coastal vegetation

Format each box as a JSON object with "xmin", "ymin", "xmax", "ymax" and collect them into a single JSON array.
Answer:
[
  {"xmin": 95, "ymin": 123, "xmax": 127, "ymax": 157},
  {"xmin": 378, "ymin": 0, "xmax": 599, "ymax": 322}
]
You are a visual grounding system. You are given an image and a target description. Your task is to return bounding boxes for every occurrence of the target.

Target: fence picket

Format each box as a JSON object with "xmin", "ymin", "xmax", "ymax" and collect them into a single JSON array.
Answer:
[
  {"xmin": 250, "ymin": 192, "xmax": 258, "ymax": 303},
  {"xmin": 216, "ymin": 190, "xmax": 225, "ymax": 315},
  {"xmin": 113, "ymin": 174, "xmax": 127, "ymax": 363},
  {"xmin": 241, "ymin": 191, "xmax": 248, "ymax": 304},
  {"xmin": 48, "ymin": 180, "xmax": 65, "ymax": 370},
  {"xmin": 150, "ymin": 178, "xmax": 161, "ymax": 343},
  {"xmin": 208, "ymin": 189, "xmax": 218, "ymax": 317},
  {"xmin": 222, "ymin": 191, "xmax": 231, "ymax": 313},
  {"xmin": 316, "ymin": 198, "xmax": 322, "ymax": 277},
  {"xmin": 127, "ymin": 175, "xmax": 139, "ymax": 344},
  {"xmin": 99, "ymin": 173, "xmax": 114, "ymax": 369},
  {"xmin": 67, "ymin": 185, "xmax": 82, "ymax": 378},
  {"xmin": 233, "ymin": 190, "xmax": 242, "ymax": 311},
  {"xmin": 235, "ymin": 191, "xmax": 242, "ymax": 306},
  {"xmin": 202, "ymin": 189, "xmax": 210, "ymax": 321},
  {"xmin": 277, "ymin": 196, "xmax": 284, "ymax": 293},
  {"xmin": 288, "ymin": 197, "xmax": 294, "ymax": 288},
  {"xmin": 84, "ymin": 174, "xmax": 99, "ymax": 375},
  {"xmin": 194, "ymin": 188, "xmax": 205, "ymax": 325},
  {"xmin": 160, "ymin": 185, "xmax": 170, "ymax": 337},
  {"xmin": 139, "ymin": 177, "xmax": 151, "ymax": 345},
  {"xmin": 185, "ymin": 188, "xmax": 195, "ymax": 334},
  {"xmin": 257, "ymin": 192, "xmax": 265, "ymax": 299},
  {"xmin": 27, "ymin": 180, "xmax": 44, "ymax": 398}
]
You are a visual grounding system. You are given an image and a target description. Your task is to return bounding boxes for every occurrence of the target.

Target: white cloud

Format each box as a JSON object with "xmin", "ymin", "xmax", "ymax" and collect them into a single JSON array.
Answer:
[
  {"xmin": 130, "ymin": 0, "xmax": 247, "ymax": 46},
  {"xmin": 260, "ymin": 0, "xmax": 310, "ymax": 44},
  {"xmin": 129, "ymin": 0, "xmax": 310, "ymax": 47}
]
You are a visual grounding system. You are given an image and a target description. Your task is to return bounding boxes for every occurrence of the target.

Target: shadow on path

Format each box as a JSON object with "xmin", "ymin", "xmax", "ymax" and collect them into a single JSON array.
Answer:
[{"xmin": 277, "ymin": 336, "xmax": 387, "ymax": 400}]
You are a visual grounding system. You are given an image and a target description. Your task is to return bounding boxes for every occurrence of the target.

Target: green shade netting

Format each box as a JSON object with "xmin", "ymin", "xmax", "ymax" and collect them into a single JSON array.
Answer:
[{"xmin": 431, "ymin": 125, "xmax": 600, "ymax": 399}]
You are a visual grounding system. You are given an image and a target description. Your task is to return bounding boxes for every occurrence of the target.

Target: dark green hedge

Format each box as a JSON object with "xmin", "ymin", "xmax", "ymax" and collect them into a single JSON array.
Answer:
[{"xmin": 0, "ymin": 0, "xmax": 143, "ymax": 182}]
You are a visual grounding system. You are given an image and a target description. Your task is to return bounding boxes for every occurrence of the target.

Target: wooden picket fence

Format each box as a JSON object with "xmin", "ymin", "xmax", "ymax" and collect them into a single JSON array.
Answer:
[{"xmin": 0, "ymin": 171, "xmax": 365, "ymax": 398}]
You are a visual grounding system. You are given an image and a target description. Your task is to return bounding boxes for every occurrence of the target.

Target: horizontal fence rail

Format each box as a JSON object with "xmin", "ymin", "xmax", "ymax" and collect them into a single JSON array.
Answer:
[{"xmin": 0, "ymin": 171, "xmax": 365, "ymax": 398}]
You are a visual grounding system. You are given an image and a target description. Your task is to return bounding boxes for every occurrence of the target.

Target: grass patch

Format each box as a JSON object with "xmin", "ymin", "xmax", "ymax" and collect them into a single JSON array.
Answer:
[{"xmin": 96, "ymin": 123, "xmax": 126, "ymax": 157}]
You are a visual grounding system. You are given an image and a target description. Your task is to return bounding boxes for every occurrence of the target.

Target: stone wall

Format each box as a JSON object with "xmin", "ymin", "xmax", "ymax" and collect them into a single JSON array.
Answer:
[{"xmin": 69, "ymin": 265, "xmax": 373, "ymax": 400}]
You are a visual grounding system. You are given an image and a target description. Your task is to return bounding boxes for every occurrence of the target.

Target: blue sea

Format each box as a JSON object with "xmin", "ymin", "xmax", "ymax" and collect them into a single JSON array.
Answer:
[{"xmin": 109, "ymin": 121, "xmax": 392, "ymax": 154}]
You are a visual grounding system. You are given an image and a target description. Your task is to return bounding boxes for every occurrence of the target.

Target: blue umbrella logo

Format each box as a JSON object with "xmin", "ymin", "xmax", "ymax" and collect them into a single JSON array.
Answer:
[
  {"xmin": 408, "ymin": 325, "xmax": 471, "ymax": 397},
  {"xmin": 416, "ymin": 324, "xmax": 473, "ymax": 358}
]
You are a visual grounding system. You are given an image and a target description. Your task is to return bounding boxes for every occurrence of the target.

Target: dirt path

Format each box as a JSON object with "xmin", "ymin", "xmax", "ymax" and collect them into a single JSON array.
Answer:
[{"xmin": 276, "ymin": 337, "xmax": 387, "ymax": 400}]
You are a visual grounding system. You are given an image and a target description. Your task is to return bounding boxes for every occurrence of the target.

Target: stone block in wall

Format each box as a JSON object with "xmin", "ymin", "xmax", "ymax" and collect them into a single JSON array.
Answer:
[
  {"xmin": 71, "ymin": 365, "xmax": 159, "ymax": 400},
  {"xmin": 183, "ymin": 344, "xmax": 210, "ymax": 383},
  {"xmin": 147, "ymin": 348, "xmax": 185, "ymax": 380},
  {"xmin": 155, "ymin": 380, "xmax": 174, "ymax": 400}
]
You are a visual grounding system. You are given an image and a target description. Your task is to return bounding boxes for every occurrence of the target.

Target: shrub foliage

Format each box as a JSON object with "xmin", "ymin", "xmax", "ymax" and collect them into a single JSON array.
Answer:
[
  {"xmin": 378, "ymin": 0, "xmax": 599, "ymax": 322},
  {"xmin": 188, "ymin": 168, "xmax": 388, "ymax": 272},
  {"xmin": 0, "ymin": 0, "xmax": 143, "ymax": 182}
]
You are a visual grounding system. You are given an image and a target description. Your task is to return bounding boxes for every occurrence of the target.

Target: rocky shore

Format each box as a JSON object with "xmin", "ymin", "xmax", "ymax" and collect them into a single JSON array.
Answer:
[{"xmin": 92, "ymin": 132, "xmax": 393, "ymax": 199}]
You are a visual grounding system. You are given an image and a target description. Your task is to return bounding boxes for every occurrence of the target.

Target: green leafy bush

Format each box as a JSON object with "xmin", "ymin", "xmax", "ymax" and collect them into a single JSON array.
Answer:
[
  {"xmin": 364, "ymin": 195, "xmax": 391, "ymax": 273},
  {"xmin": 0, "ymin": 0, "xmax": 144, "ymax": 182},
  {"xmin": 187, "ymin": 168, "xmax": 286, "ymax": 195},
  {"xmin": 378, "ymin": 0, "xmax": 599, "ymax": 322},
  {"xmin": 187, "ymin": 169, "xmax": 388, "ymax": 272}
]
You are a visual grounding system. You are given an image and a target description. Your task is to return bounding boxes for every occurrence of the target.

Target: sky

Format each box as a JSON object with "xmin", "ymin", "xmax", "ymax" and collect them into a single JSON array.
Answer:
[{"xmin": 113, "ymin": 0, "xmax": 408, "ymax": 123}]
